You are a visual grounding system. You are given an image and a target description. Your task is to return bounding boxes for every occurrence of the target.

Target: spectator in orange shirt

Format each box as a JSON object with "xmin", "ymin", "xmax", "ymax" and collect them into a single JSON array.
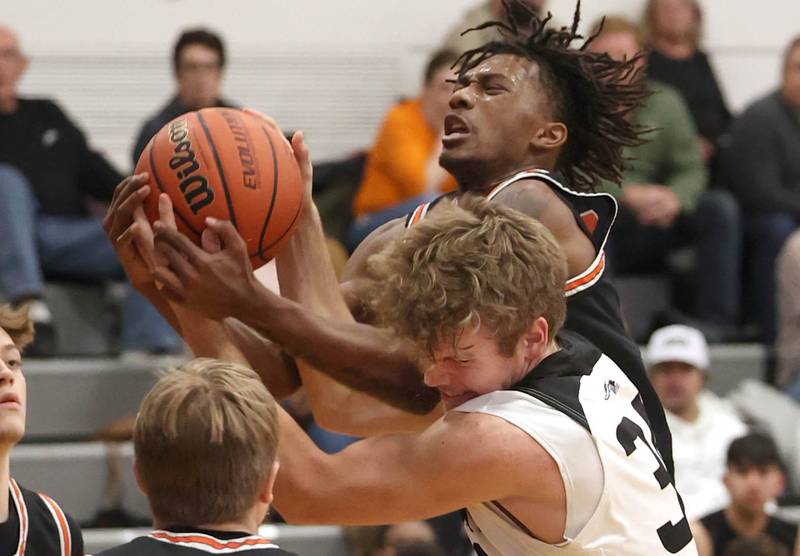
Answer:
[{"xmin": 348, "ymin": 50, "xmax": 458, "ymax": 250}]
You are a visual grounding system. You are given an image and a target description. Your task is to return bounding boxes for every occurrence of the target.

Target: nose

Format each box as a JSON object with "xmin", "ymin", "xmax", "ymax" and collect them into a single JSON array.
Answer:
[
  {"xmin": 0, "ymin": 363, "xmax": 14, "ymax": 385},
  {"xmin": 423, "ymin": 364, "xmax": 450, "ymax": 389},
  {"xmin": 449, "ymin": 84, "xmax": 474, "ymax": 110}
]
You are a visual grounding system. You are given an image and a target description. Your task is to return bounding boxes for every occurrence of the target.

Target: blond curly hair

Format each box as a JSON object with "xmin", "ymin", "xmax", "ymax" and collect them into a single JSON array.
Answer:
[
  {"xmin": 0, "ymin": 303, "xmax": 34, "ymax": 350},
  {"xmin": 366, "ymin": 195, "xmax": 567, "ymax": 360}
]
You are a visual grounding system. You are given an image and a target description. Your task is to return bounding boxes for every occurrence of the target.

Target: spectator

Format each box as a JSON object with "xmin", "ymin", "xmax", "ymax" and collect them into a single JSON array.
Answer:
[
  {"xmin": 346, "ymin": 521, "xmax": 445, "ymax": 556},
  {"xmin": 348, "ymin": 50, "xmax": 458, "ymax": 249},
  {"xmin": 97, "ymin": 358, "xmax": 295, "ymax": 555},
  {"xmin": 0, "ymin": 25, "xmax": 179, "ymax": 355},
  {"xmin": 439, "ymin": 0, "xmax": 547, "ymax": 54},
  {"xmin": 0, "ymin": 303, "xmax": 84, "ymax": 555},
  {"xmin": 589, "ymin": 17, "xmax": 742, "ymax": 339},
  {"xmin": 776, "ymin": 230, "xmax": 800, "ymax": 398},
  {"xmin": 646, "ymin": 324, "xmax": 747, "ymax": 520},
  {"xmin": 131, "ymin": 28, "xmax": 235, "ymax": 167},
  {"xmin": 721, "ymin": 535, "xmax": 790, "ymax": 556},
  {"xmin": 693, "ymin": 433, "xmax": 799, "ymax": 556},
  {"xmin": 642, "ymin": 0, "xmax": 732, "ymax": 168},
  {"xmin": 725, "ymin": 36, "xmax": 800, "ymax": 344}
]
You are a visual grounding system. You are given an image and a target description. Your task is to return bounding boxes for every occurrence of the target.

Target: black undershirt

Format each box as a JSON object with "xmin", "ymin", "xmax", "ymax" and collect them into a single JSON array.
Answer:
[{"xmin": 0, "ymin": 495, "xmax": 20, "ymax": 556}]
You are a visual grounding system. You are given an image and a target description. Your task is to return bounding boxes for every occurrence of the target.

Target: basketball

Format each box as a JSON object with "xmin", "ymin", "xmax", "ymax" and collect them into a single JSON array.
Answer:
[{"xmin": 134, "ymin": 107, "xmax": 303, "ymax": 269}]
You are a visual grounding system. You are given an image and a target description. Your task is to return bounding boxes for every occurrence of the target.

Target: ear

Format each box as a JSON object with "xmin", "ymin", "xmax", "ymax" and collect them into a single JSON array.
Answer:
[
  {"xmin": 522, "ymin": 316, "xmax": 550, "ymax": 363},
  {"xmin": 531, "ymin": 121, "xmax": 568, "ymax": 152},
  {"xmin": 259, "ymin": 460, "xmax": 281, "ymax": 506},
  {"xmin": 770, "ymin": 469, "xmax": 786, "ymax": 499}
]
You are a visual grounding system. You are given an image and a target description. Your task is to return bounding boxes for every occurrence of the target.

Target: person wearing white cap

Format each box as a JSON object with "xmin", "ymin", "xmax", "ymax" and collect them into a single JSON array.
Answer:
[{"xmin": 647, "ymin": 325, "xmax": 747, "ymax": 521}]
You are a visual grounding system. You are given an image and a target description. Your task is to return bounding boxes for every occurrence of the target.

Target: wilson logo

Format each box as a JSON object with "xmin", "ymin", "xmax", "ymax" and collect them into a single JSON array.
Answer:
[{"xmin": 168, "ymin": 118, "xmax": 214, "ymax": 214}]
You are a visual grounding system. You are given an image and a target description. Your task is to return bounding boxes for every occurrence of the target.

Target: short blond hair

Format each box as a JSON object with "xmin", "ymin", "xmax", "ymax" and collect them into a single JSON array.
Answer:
[
  {"xmin": 134, "ymin": 358, "xmax": 279, "ymax": 525},
  {"xmin": 367, "ymin": 196, "xmax": 567, "ymax": 360},
  {"xmin": 0, "ymin": 304, "xmax": 34, "ymax": 350}
]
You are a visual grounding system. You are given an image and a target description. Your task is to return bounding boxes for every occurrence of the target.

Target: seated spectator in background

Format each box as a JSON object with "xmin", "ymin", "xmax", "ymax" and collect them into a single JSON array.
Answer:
[
  {"xmin": 693, "ymin": 433, "xmax": 799, "ymax": 556},
  {"xmin": 131, "ymin": 28, "xmax": 235, "ymax": 166},
  {"xmin": 646, "ymin": 324, "xmax": 747, "ymax": 520},
  {"xmin": 348, "ymin": 50, "xmax": 458, "ymax": 250},
  {"xmin": 347, "ymin": 521, "xmax": 446, "ymax": 556},
  {"xmin": 776, "ymin": 230, "xmax": 800, "ymax": 398},
  {"xmin": 589, "ymin": 17, "xmax": 742, "ymax": 340},
  {"xmin": 721, "ymin": 535, "xmax": 790, "ymax": 556},
  {"xmin": 642, "ymin": 0, "xmax": 731, "ymax": 170},
  {"xmin": 725, "ymin": 36, "xmax": 800, "ymax": 344},
  {"xmin": 0, "ymin": 304, "xmax": 83, "ymax": 555},
  {"xmin": 98, "ymin": 358, "xmax": 295, "ymax": 555},
  {"xmin": 439, "ymin": 0, "xmax": 547, "ymax": 54},
  {"xmin": 0, "ymin": 25, "xmax": 179, "ymax": 355}
]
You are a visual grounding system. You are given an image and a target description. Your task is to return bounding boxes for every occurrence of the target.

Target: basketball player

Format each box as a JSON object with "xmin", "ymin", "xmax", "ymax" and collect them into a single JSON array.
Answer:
[
  {"xmin": 267, "ymin": 198, "xmax": 697, "ymax": 555},
  {"xmin": 0, "ymin": 303, "xmax": 83, "ymax": 556},
  {"xmin": 97, "ymin": 358, "xmax": 295, "ymax": 555},
  {"xmin": 105, "ymin": 1, "xmax": 673, "ymax": 469}
]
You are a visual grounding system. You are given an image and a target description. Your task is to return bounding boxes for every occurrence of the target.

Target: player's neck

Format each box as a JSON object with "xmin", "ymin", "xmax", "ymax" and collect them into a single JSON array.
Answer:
[
  {"xmin": 457, "ymin": 163, "xmax": 553, "ymax": 196},
  {"xmin": 0, "ymin": 450, "xmax": 10, "ymax": 523},
  {"xmin": 0, "ymin": 95, "xmax": 19, "ymax": 115},
  {"xmin": 155, "ymin": 514, "xmax": 262, "ymax": 536},
  {"xmin": 725, "ymin": 504, "xmax": 768, "ymax": 536}
]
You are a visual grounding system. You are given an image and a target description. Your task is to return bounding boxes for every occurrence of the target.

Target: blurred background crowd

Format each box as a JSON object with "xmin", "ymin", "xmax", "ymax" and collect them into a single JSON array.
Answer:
[{"xmin": 2, "ymin": 0, "xmax": 800, "ymax": 554}]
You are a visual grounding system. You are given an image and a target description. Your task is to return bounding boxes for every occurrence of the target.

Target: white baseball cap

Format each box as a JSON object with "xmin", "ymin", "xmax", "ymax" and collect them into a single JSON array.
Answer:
[{"xmin": 645, "ymin": 324, "xmax": 709, "ymax": 370}]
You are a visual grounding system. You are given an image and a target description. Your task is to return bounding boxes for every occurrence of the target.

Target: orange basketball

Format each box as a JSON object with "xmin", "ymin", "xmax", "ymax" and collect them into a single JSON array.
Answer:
[{"xmin": 134, "ymin": 107, "xmax": 303, "ymax": 269}]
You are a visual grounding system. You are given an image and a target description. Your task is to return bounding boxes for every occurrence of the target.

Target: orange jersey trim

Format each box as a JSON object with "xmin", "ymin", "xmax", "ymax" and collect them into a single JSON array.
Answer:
[
  {"xmin": 565, "ymin": 252, "xmax": 605, "ymax": 296},
  {"xmin": 9, "ymin": 478, "xmax": 28, "ymax": 556},
  {"xmin": 149, "ymin": 531, "xmax": 277, "ymax": 551},
  {"xmin": 39, "ymin": 493, "xmax": 71, "ymax": 556}
]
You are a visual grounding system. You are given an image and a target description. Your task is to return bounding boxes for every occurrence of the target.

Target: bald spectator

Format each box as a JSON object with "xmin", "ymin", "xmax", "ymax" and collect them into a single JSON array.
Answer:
[
  {"xmin": 0, "ymin": 25, "xmax": 179, "ymax": 355},
  {"xmin": 776, "ymin": 230, "xmax": 800, "ymax": 398},
  {"xmin": 725, "ymin": 36, "xmax": 800, "ymax": 344},
  {"xmin": 646, "ymin": 325, "xmax": 747, "ymax": 520}
]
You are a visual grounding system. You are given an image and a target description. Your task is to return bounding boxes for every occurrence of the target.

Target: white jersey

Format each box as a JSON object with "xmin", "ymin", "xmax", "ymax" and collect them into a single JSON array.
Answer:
[{"xmin": 457, "ymin": 332, "xmax": 698, "ymax": 556}]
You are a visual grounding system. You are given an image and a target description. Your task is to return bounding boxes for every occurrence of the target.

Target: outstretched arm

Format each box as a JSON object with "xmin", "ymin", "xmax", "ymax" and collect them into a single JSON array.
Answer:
[{"xmin": 272, "ymin": 405, "xmax": 562, "ymax": 528}]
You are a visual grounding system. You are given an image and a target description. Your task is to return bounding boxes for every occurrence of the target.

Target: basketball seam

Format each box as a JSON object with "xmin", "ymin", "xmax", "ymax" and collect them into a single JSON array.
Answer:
[
  {"xmin": 148, "ymin": 133, "xmax": 202, "ymax": 238},
  {"xmin": 257, "ymin": 125, "xmax": 280, "ymax": 261},
  {"xmin": 258, "ymin": 193, "xmax": 303, "ymax": 260},
  {"xmin": 196, "ymin": 110, "xmax": 239, "ymax": 230}
]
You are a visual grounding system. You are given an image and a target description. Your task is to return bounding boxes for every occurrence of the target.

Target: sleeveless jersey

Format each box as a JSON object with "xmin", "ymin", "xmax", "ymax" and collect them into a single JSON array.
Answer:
[
  {"xmin": 3, "ymin": 478, "xmax": 83, "ymax": 556},
  {"xmin": 456, "ymin": 332, "xmax": 697, "ymax": 556},
  {"xmin": 96, "ymin": 528, "xmax": 296, "ymax": 555},
  {"xmin": 405, "ymin": 169, "xmax": 674, "ymax": 478}
]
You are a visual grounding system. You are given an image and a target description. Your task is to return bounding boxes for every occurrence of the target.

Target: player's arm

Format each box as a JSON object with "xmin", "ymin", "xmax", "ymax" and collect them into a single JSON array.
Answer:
[
  {"xmin": 492, "ymin": 180, "xmax": 596, "ymax": 277},
  {"xmin": 103, "ymin": 176, "xmax": 301, "ymax": 399},
  {"xmin": 689, "ymin": 521, "xmax": 712, "ymax": 556},
  {"xmin": 272, "ymin": 405, "xmax": 564, "ymax": 531}
]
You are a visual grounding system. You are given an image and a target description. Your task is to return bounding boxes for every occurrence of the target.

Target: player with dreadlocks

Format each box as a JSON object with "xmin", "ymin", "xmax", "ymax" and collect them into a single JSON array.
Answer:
[{"xmin": 106, "ymin": 3, "xmax": 684, "ymax": 544}]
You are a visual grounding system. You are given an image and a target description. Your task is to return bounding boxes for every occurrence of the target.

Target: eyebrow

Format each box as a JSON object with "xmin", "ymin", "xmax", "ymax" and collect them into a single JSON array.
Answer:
[{"xmin": 0, "ymin": 343, "xmax": 19, "ymax": 357}]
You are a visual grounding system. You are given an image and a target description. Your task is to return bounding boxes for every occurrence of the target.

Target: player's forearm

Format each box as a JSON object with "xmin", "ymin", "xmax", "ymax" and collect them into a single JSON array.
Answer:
[
  {"xmin": 223, "ymin": 319, "xmax": 300, "ymax": 400},
  {"xmin": 137, "ymin": 283, "xmax": 183, "ymax": 335},
  {"xmin": 236, "ymin": 285, "xmax": 439, "ymax": 414}
]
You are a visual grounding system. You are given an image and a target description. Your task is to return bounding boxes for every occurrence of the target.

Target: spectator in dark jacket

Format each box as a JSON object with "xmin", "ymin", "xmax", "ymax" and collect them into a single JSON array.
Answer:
[
  {"xmin": 724, "ymin": 36, "xmax": 800, "ymax": 343},
  {"xmin": 0, "ymin": 25, "xmax": 179, "ymax": 355},
  {"xmin": 131, "ymin": 28, "xmax": 236, "ymax": 167}
]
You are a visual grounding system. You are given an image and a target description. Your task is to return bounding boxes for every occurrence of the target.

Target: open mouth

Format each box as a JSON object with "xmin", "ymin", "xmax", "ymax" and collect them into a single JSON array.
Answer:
[{"xmin": 444, "ymin": 114, "xmax": 470, "ymax": 136}]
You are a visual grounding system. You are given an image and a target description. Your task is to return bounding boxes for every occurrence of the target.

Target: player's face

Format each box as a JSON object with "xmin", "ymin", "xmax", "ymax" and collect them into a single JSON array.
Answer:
[
  {"xmin": 440, "ymin": 54, "xmax": 557, "ymax": 187},
  {"xmin": 0, "ymin": 28, "xmax": 26, "ymax": 105},
  {"xmin": 782, "ymin": 44, "xmax": 800, "ymax": 109},
  {"xmin": 176, "ymin": 43, "xmax": 223, "ymax": 111},
  {"xmin": 724, "ymin": 464, "xmax": 784, "ymax": 517},
  {"xmin": 648, "ymin": 361, "xmax": 704, "ymax": 416},
  {"xmin": 0, "ymin": 327, "xmax": 25, "ymax": 447},
  {"xmin": 424, "ymin": 325, "xmax": 531, "ymax": 411}
]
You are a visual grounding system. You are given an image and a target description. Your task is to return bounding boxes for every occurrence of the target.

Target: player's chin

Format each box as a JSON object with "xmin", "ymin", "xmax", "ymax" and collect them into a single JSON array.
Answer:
[{"xmin": 441, "ymin": 392, "xmax": 479, "ymax": 410}]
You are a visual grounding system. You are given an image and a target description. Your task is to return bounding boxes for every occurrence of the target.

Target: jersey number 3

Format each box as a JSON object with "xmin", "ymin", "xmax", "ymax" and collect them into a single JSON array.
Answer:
[{"xmin": 617, "ymin": 415, "xmax": 693, "ymax": 553}]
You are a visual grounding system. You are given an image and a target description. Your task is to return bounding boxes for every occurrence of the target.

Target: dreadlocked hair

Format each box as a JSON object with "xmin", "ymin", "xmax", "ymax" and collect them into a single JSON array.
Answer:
[{"xmin": 453, "ymin": 0, "xmax": 650, "ymax": 191}]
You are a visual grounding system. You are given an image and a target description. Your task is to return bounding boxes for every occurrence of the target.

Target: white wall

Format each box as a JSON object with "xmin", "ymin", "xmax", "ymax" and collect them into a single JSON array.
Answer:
[{"xmin": 4, "ymin": 0, "xmax": 799, "ymax": 169}]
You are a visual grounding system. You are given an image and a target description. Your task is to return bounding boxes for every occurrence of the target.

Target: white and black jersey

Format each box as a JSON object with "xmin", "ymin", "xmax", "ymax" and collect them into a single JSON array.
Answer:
[
  {"xmin": 405, "ymin": 169, "xmax": 674, "ymax": 478},
  {"xmin": 96, "ymin": 528, "xmax": 297, "ymax": 555},
  {"xmin": 0, "ymin": 478, "xmax": 83, "ymax": 556},
  {"xmin": 456, "ymin": 332, "xmax": 697, "ymax": 556}
]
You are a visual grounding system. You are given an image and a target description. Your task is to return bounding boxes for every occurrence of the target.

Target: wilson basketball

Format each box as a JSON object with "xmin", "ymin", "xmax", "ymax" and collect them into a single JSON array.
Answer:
[{"xmin": 134, "ymin": 107, "xmax": 303, "ymax": 269}]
